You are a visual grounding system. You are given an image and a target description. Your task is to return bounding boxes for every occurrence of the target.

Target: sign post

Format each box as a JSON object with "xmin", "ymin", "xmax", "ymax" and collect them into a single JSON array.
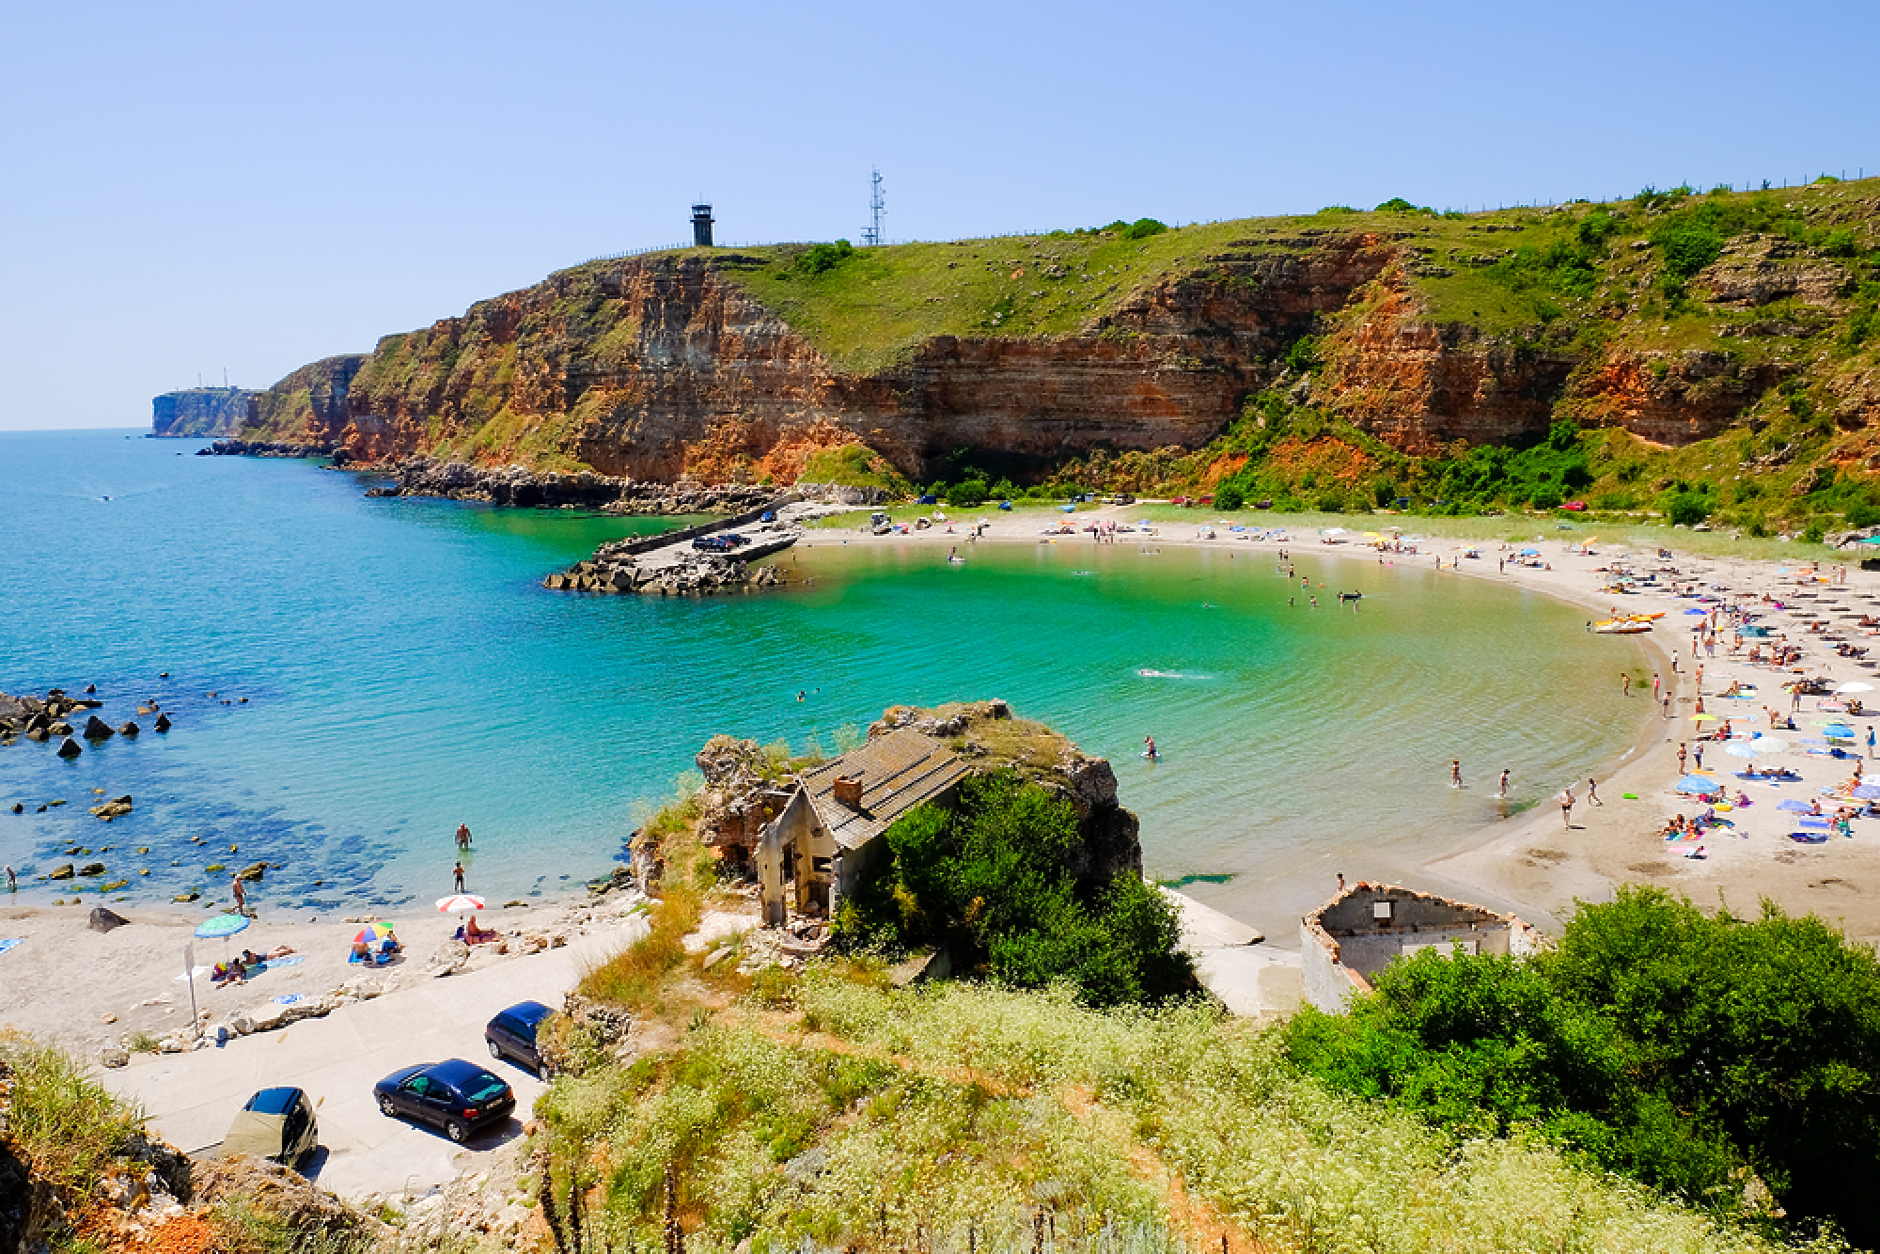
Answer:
[{"xmin": 184, "ymin": 941, "xmax": 199, "ymax": 1038}]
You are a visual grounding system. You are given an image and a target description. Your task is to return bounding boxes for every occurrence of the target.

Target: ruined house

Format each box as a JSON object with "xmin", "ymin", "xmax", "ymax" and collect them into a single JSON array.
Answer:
[
  {"xmin": 1300, "ymin": 881, "xmax": 1540, "ymax": 1012},
  {"xmin": 753, "ymin": 728, "xmax": 971, "ymax": 926}
]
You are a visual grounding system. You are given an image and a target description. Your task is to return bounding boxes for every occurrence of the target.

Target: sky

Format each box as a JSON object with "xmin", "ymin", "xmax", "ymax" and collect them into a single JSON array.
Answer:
[{"xmin": 2, "ymin": 0, "xmax": 1875, "ymax": 431}]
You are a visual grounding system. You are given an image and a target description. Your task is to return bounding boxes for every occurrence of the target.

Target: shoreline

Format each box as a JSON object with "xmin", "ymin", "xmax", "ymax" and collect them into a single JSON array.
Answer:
[{"xmin": 798, "ymin": 504, "xmax": 1880, "ymax": 944}]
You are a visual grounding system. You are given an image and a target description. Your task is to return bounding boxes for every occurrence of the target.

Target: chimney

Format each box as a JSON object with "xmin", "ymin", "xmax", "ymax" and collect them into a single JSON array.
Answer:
[{"xmin": 831, "ymin": 775, "xmax": 864, "ymax": 809}]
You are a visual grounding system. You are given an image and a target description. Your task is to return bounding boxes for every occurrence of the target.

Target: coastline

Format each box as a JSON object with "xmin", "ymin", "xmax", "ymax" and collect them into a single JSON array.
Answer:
[{"xmin": 801, "ymin": 504, "xmax": 1880, "ymax": 945}]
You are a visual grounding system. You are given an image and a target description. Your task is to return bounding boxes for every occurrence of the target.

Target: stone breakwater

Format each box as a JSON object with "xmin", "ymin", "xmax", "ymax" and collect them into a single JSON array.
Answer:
[
  {"xmin": 544, "ymin": 529, "xmax": 796, "ymax": 596},
  {"xmin": 361, "ymin": 456, "xmax": 781, "ymax": 514}
]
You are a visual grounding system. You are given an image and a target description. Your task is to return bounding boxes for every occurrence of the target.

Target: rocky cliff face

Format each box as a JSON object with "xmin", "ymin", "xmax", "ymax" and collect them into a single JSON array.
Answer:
[
  {"xmin": 225, "ymin": 185, "xmax": 1880, "ymax": 482},
  {"xmin": 151, "ymin": 387, "xmax": 254, "ymax": 437},
  {"xmin": 234, "ymin": 240, "xmax": 1402, "ymax": 481}
]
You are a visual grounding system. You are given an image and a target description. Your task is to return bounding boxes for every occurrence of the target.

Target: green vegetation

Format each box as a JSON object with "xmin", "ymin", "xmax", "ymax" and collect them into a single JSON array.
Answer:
[
  {"xmin": 533, "ymin": 967, "xmax": 1835, "ymax": 1254},
  {"xmin": 833, "ymin": 771, "xmax": 1192, "ymax": 1007},
  {"xmin": 1286, "ymin": 888, "xmax": 1880, "ymax": 1244}
]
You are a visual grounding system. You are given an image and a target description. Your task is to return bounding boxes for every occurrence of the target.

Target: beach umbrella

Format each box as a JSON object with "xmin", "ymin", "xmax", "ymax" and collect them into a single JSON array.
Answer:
[
  {"xmin": 1683, "ymin": 608, "xmax": 1707, "ymax": 615},
  {"xmin": 1723, "ymin": 742, "xmax": 1761, "ymax": 759},
  {"xmin": 1778, "ymin": 799, "xmax": 1817, "ymax": 813},
  {"xmin": 1853, "ymin": 784, "xmax": 1880, "ymax": 800},
  {"xmin": 1518, "ymin": 548, "xmax": 1540, "ymax": 556},
  {"xmin": 1836, "ymin": 681, "xmax": 1875, "ymax": 693},
  {"xmin": 1824, "ymin": 725, "xmax": 1856, "ymax": 739},
  {"xmin": 1676, "ymin": 775, "xmax": 1720, "ymax": 793},
  {"xmin": 194, "ymin": 913, "xmax": 249, "ymax": 940},
  {"xmin": 436, "ymin": 894, "xmax": 485, "ymax": 914},
  {"xmin": 352, "ymin": 922, "xmax": 392, "ymax": 946}
]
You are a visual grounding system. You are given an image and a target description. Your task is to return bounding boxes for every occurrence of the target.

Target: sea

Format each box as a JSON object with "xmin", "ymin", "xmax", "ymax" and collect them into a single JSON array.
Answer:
[{"xmin": 0, "ymin": 428, "xmax": 1655, "ymax": 940}]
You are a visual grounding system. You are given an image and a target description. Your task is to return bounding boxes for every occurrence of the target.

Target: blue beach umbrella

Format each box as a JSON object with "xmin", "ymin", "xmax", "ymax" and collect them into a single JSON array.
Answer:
[
  {"xmin": 1854, "ymin": 784, "xmax": 1880, "ymax": 800},
  {"xmin": 194, "ymin": 913, "xmax": 249, "ymax": 940},
  {"xmin": 1778, "ymin": 799, "xmax": 1817, "ymax": 813},
  {"xmin": 1683, "ymin": 608, "xmax": 1707, "ymax": 615},
  {"xmin": 1676, "ymin": 774, "xmax": 1720, "ymax": 793}
]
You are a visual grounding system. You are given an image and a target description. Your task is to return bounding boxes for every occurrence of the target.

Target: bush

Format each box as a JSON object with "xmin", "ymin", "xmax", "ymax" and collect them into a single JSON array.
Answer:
[
  {"xmin": 1662, "ymin": 489, "xmax": 1711, "ymax": 527},
  {"xmin": 945, "ymin": 478, "xmax": 989, "ymax": 508},
  {"xmin": 796, "ymin": 239, "xmax": 855, "ymax": 275},
  {"xmin": 1212, "ymin": 483, "xmax": 1245, "ymax": 511},
  {"xmin": 1284, "ymin": 334, "xmax": 1321, "ymax": 374},
  {"xmin": 1290, "ymin": 887, "xmax": 1880, "ymax": 1242},
  {"xmin": 1121, "ymin": 218, "xmax": 1167, "ymax": 241},
  {"xmin": 842, "ymin": 771, "xmax": 1193, "ymax": 1007}
]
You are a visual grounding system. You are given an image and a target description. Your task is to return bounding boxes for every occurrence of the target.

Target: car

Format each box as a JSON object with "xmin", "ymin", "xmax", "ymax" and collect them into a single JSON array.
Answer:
[
  {"xmin": 485, "ymin": 1000, "xmax": 556, "ymax": 1077},
  {"xmin": 374, "ymin": 1059, "xmax": 515, "ymax": 1143},
  {"xmin": 223, "ymin": 1086, "xmax": 318, "ymax": 1165}
]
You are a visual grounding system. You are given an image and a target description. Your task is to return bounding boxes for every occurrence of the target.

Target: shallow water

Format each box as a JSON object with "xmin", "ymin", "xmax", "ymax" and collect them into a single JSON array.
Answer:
[{"xmin": 1, "ymin": 429, "xmax": 1653, "ymax": 939}]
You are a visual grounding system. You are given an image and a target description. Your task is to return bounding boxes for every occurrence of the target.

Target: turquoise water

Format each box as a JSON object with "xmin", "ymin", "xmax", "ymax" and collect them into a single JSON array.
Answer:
[{"xmin": 1, "ymin": 429, "xmax": 1653, "ymax": 938}]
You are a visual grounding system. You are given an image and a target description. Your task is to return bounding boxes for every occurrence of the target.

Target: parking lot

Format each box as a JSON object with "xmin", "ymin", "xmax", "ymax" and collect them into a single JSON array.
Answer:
[{"xmin": 103, "ymin": 913, "xmax": 647, "ymax": 1199}]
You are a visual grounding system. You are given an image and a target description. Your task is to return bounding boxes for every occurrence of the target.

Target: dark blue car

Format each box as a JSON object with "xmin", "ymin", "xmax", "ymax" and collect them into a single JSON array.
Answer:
[
  {"xmin": 374, "ymin": 1059, "xmax": 514, "ymax": 1143},
  {"xmin": 485, "ymin": 1000, "xmax": 555, "ymax": 1078}
]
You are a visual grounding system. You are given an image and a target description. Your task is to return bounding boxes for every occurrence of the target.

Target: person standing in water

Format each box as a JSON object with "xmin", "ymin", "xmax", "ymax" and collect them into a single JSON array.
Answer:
[
  {"xmin": 1143, "ymin": 736, "xmax": 1158, "ymax": 761},
  {"xmin": 453, "ymin": 861, "xmax": 466, "ymax": 892},
  {"xmin": 456, "ymin": 823, "xmax": 472, "ymax": 851},
  {"xmin": 1498, "ymin": 769, "xmax": 1510, "ymax": 799},
  {"xmin": 1451, "ymin": 760, "xmax": 1462, "ymax": 789}
]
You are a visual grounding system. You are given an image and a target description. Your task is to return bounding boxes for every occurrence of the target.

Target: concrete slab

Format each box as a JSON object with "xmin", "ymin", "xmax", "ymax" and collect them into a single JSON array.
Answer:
[
  {"xmin": 1195, "ymin": 947, "xmax": 1304, "ymax": 1018},
  {"xmin": 1162, "ymin": 888, "xmax": 1265, "ymax": 948}
]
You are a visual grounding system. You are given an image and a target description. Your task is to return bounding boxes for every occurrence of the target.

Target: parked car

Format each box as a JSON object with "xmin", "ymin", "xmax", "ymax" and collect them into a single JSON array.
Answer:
[
  {"xmin": 869, "ymin": 511, "xmax": 893, "ymax": 534},
  {"xmin": 374, "ymin": 1059, "xmax": 515, "ymax": 1143},
  {"xmin": 1110, "ymin": 493, "xmax": 1135, "ymax": 506},
  {"xmin": 223, "ymin": 1086, "xmax": 318, "ymax": 1165},
  {"xmin": 485, "ymin": 1000, "xmax": 555, "ymax": 1078}
]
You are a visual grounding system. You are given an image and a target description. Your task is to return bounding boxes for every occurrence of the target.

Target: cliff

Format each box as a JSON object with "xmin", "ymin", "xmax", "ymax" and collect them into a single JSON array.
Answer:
[
  {"xmin": 150, "ymin": 387, "xmax": 254, "ymax": 437},
  {"xmin": 225, "ymin": 180, "xmax": 1880, "ymax": 522}
]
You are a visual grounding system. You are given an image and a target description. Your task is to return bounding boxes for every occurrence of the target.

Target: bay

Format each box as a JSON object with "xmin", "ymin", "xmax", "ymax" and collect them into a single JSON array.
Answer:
[{"xmin": 0, "ymin": 428, "xmax": 1651, "ymax": 939}]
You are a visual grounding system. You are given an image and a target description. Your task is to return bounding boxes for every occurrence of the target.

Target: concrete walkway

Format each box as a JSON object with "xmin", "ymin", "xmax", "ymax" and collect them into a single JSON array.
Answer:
[
  {"xmin": 103, "ymin": 915, "xmax": 648, "ymax": 1200},
  {"xmin": 1163, "ymin": 888, "xmax": 1303, "ymax": 1017}
]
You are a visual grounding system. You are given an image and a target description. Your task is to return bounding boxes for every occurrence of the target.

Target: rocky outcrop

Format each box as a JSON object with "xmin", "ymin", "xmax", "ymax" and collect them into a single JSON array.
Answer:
[
  {"xmin": 1565, "ymin": 348, "xmax": 1788, "ymax": 445},
  {"xmin": 199, "ymin": 438, "xmax": 333, "ymax": 458},
  {"xmin": 1698, "ymin": 234, "xmax": 1849, "ymax": 309},
  {"xmin": 151, "ymin": 387, "xmax": 255, "ymax": 437},
  {"xmin": 367, "ymin": 456, "xmax": 780, "ymax": 513}
]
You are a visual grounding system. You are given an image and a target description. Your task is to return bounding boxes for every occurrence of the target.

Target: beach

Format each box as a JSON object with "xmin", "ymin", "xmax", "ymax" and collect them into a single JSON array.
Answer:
[{"xmin": 804, "ymin": 504, "xmax": 1880, "ymax": 943}]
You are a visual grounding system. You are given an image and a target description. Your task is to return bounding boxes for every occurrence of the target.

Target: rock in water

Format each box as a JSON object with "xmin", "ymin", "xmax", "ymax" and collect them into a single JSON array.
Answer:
[
  {"xmin": 118, "ymin": 721, "xmax": 140, "ymax": 736},
  {"xmin": 78, "ymin": 862, "xmax": 106, "ymax": 876},
  {"xmin": 89, "ymin": 796, "xmax": 133, "ymax": 820},
  {"xmin": 48, "ymin": 863, "xmax": 75, "ymax": 880},
  {"xmin": 235, "ymin": 861, "xmax": 266, "ymax": 882},
  {"xmin": 56, "ymin": 736, "xmax": 83, "ymax": 758},
  {"xmin": 89, "ymin": 906, "xmax": 130, "ymax": 933},
  {"xmin": 153, "ymin": 713, "xmax": 172, "ymax": 732},
  {"xmin": 83, "ymin": 715, "xmax": 114, "ymax": 739}
]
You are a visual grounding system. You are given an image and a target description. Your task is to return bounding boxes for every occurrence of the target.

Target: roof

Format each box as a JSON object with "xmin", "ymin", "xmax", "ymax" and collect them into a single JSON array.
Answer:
[
  {"xmin": 245, "ymin": 1086, "xmax": 305, "ymax": 1116},
  {"xmin": 798, "ymin": 728, "xmax": 971, "ymax": 851}
]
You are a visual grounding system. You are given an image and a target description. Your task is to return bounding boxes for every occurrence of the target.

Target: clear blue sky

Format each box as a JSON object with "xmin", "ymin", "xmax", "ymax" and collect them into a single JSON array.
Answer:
[{"xmin": 3, "ymin": 0, "xmax": 1874, "ymax": 430}]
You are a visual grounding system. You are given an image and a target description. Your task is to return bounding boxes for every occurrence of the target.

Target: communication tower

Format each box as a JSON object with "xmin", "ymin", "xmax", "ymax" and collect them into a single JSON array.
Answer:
[
  {"xmin": 862, "ymin": 168, "xmax": 885, "ymax": 246},
  {"xmin": 691, "ymin": 202, "xmax": 714, "ymax": 248}
]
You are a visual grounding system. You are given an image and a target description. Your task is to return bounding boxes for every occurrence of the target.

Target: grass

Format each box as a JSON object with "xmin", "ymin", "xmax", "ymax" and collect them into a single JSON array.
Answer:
[
  {"xmin": 0, "ymin": 1029, "xmax": 146, "ymax": 1201},
  {"xmin": 525, "ymin": 969, "xmax": 1842, "ymax": 1254}
]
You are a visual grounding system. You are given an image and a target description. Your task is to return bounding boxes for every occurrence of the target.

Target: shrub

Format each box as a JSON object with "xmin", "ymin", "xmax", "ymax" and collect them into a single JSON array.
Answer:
[
  {"xmin": 1662, "ymin": 489, "xmax": 1711, "ymax": 527},
  {"xmin": 796, "ymin": 239, "xmax": 855, "ymax": 275},
  {"xmin": 1121, "ymin": 218, "xmax": 1168, "ymax": 241},
  {"xmin": 1212, "ymin": 483, "xmax": 1246, "ymax": 511},
  {"xmin": 946, "ymin": 478, "xmax": 989, "ymax": 508},
  {"xmin": 843, "ymin": 771, "xmax": 1193, "ymax": 1007},
  {"xmin": 1284, "ymin": 334, "xmax": 1321, "ymax": 374}
]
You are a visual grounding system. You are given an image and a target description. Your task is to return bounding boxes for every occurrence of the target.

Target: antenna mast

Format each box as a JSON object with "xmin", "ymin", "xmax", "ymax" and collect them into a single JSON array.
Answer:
[{"xmin": 862, "ymin": 167, "xmax": 885, "ymax": 246}]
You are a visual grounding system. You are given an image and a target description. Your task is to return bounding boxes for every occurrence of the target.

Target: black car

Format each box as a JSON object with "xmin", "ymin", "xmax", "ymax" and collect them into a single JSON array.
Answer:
[
  {"xmin": 485, "ymin": 1000, "xmax": 555, "ymax": 1077},
  {"xmin": 373, "ymin": 1059, "xmax": 515, "ymax": 1143}
]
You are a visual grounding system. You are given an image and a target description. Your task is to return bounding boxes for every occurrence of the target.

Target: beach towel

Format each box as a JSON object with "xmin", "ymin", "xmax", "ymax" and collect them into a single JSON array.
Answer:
[
  {"xmin": 1797, "ymin": 818, "xmax": 1832, "ymax": 830},
  {"xmin": 0, "ymin": 938, "xmax": 22, "ymax": 955},
  {"xmin": 1790, "ymin": 831, "xmax": 1830, "ymax": 844},
  {"xmin": 271, "ymin": 993, "xmax": 302, "ymax": 1006},
  {"xmin": 267, "ymin": 954, "xmax": 305, "ymax": 969},
  {"xmin": 174, "ymin": 964, "xmax": 213, "ymax": 982}
]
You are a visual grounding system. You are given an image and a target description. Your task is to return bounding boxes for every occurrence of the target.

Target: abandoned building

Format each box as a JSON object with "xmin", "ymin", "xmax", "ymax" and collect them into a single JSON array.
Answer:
[
  {"xmin": 1300, "ymin": 882, "xmax": 1540, "ymax": 1012},
  {"xmin": 752, "ymin": 728, "xmax": 971, "ymax": 926}
]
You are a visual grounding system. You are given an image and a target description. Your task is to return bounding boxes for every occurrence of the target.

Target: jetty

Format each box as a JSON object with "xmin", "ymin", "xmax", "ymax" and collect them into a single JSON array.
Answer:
[{"xmin": 543, "ymin": 495, "xmax": 803, "ymax": 595}]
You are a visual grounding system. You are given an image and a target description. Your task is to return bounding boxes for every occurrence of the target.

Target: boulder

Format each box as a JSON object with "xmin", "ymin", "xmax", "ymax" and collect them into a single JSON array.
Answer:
[
  {"xmin": 54, "ymin": 734, "xmax": 79, "ymax": 755},
  {"xmin": 48, "ymin": 863, "xmax": 75, "ymax": 880},
  {"xmin": 234, "ymin": 861, "xmax": 267, "ymax": 882},
  {"xmin": 89, "ymin": 796, "xmax": 133, "ymax": 820},
  {"xmin": 118, "ymin": 721, "xmax": 140, "ymax": 737},
  {"xmin": 100, "ymin": 1045, "xmax": 130, "ymax": 1068},
  {"xmin": 153, "ymin": 713, "xmax": 172, "ymax": 732},
  {"xmin": 9, "ymin": 802, "xmax": 20, "ymax": 813},
  {"xmin": 48, "ymin": 721, "xmax": 73, "ymax": 736},
  {"xmin": 83, "ymin": 715, "xmax": 115, "ymax": 739},
  {"xmin": 78, "ymin": 862, "xmax": 106, "ymax": 876},
  {"xmin": 27, "ymin": 728, "xmax": 50, "ymax": 743},
  {"xmin": 88, "ymin": 906, "xmax": 131, "ymax": 933}
]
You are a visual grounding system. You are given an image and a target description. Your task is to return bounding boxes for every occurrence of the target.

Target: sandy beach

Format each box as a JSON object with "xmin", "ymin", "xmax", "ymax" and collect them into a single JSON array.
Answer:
[
  {"xmin": 7, "ymin": 504, "xmax": 1880, "ymax": 1070},
  {"xmin": 802, "ymin": 504, "xmax": 1880, "ymax": 945}
]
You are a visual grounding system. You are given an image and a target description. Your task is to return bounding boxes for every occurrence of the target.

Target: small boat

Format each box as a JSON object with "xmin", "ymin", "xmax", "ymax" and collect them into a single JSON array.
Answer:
[{"xmin": 1594, "ymin": 619, "xmax": 1652, "ymax": 634}]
